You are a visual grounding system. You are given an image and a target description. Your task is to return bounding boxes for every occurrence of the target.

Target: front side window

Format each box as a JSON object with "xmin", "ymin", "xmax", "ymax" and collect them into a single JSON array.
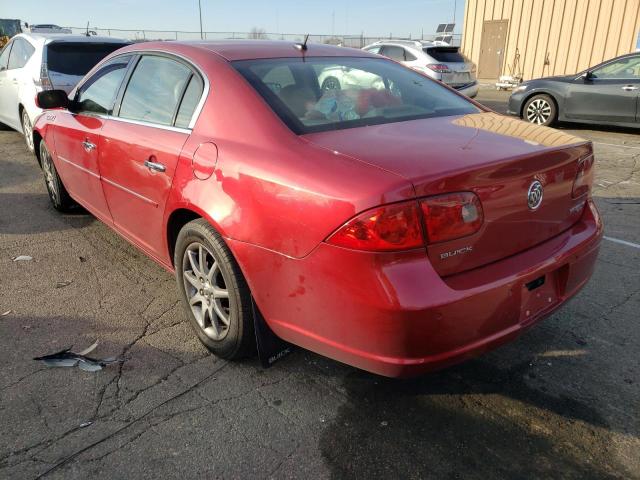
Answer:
[
  {"xmin": 233, "ymin": 56, "xmax": 479, "ymax": 134},
  {"xmin": 591, "ymin": 56, "xmax": 640, "ymax": 80},
  {"xmin": 119, "ymin": 55, "xmax": 192, "ymax": 126},
  {"xmin": 76, "ymin": 55, "xmax": 131, "ymax": 114},
  {"xmin": 8, "ymin": 38, "xmax": 35, "ymax": 70}
]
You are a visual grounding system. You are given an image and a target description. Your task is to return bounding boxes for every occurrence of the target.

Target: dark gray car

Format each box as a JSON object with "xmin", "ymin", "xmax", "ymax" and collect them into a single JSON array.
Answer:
[{"xmin": 508, "ymin": 52, "xmax": 640, "ymax": 127}]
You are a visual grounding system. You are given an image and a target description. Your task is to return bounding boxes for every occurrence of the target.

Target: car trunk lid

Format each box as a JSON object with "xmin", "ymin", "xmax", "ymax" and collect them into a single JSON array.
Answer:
[{"xmin": 304, "ymin": 112, "xmax": 592, "ymax": 277}]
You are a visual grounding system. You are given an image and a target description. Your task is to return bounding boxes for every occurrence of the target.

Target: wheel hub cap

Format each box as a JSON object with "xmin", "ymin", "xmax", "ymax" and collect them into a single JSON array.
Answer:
[{"xmin": 182, "ymin": 242, "xmax": 231, "ymax": 341}]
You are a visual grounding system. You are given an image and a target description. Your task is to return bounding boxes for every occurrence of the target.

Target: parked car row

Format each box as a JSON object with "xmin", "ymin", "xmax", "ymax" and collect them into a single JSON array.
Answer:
[
  {"xmin": 25, "ymin": 38, "xmax": 601, "ymax": 377},
  {"xmin": 0, "ymin": 33, "xmax": 129, "ymax": 151}
]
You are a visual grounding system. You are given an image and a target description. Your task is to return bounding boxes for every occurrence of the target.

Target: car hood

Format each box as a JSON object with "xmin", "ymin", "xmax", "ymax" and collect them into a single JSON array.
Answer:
[
  {"xmin": 523, "ymin": 74, "xmax": 576, "ymax": 85},
  {"xmin": 302, "ymin": 112, "xmax": 587, "ymax": 188}
]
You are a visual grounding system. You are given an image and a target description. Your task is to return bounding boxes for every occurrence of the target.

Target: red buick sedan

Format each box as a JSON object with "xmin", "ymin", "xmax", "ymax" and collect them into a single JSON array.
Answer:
[{"xmin": 32, "ymin": 41, "xmax": 602, "ymax": 377}]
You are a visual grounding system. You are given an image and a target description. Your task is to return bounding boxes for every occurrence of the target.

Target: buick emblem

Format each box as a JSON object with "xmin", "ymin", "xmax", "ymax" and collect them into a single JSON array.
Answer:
[{"xmin": 527, "ymin": 181, "xmax": 544, "ymax": 210}]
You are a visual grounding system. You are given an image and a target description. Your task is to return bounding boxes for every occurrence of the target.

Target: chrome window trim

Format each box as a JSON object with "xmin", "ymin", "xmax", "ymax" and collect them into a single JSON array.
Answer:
[
  {"xmin": 107, "ymin": 115, "xmax": 192, "ymax": 134},
  {"xmin": 73, "ymin": 49, "xmax": 210, "ymax": 131}
]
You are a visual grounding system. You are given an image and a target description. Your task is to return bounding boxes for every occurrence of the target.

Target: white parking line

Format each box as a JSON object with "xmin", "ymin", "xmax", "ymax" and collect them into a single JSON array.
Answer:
[
  {"xmin": 594, "ymin": 142, "xmax": 640, "ymax": 151},
  {"xmin": 603, "ymin": 236, "xmax": 640, "ymax": 249}
]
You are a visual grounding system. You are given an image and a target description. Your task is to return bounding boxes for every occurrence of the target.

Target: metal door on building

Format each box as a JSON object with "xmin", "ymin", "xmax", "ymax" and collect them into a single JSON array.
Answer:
[{"xmin": 478, "ymin": 20, "xmax": 508, "ymax": 79}]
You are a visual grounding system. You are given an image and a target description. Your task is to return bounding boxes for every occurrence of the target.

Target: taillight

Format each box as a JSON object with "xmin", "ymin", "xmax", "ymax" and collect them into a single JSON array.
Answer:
[
  {"xmin": 34, "ymin": 62, "xmax": 53, "ymax": 90},
  {"xmin": 326, "ymin": 192, "xmax": 485, "ymax": 251},
  {"xmin": 572, "ymin": 154, "xmax": 594, "ymax": 198},
  {"xmin": 426, "ymin": 64, "xmax": 452, "ymax": 73},
  {"xmin": 326, "ymin": 200, "xmax": 424, "ymax": 251},
  {"xmin": 420, "ymin": 192, "xmax": 483, "ymax": 244}
]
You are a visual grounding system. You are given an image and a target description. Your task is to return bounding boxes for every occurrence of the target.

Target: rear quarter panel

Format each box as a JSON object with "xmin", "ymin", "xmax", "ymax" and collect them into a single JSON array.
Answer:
[{"xmin": 164, "ymin": 49, "xmax": 414, "ymax": 260}]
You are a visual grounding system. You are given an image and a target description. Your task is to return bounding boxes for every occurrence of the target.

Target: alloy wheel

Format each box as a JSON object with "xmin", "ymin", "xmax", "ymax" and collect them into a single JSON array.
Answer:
[
  {"xmin": 22, "ymin": 111, "xmax": 34, "ymax": 151},
  {"xmin": 41, "ymin": 145, "xmax": 60, "ymax": 205},
  {"xmin": 526, "ymin": 98, "xmax": 552, "ymax": 125},
  {"xmin": 182, "ymin": 242, "xmax": 231, "ymax": 341}
]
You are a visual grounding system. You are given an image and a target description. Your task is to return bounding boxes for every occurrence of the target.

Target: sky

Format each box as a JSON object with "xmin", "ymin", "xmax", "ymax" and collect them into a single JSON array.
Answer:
[{"xmin": 2, "ymin": 0, "xmax": 464, "ymax": 37}]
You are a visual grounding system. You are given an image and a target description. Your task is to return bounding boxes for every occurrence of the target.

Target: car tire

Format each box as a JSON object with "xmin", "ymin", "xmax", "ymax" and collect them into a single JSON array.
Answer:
[
  {"xmin": 21, "ymin": 109, "xmax": 35, "ymax": 153},
  {"xmin": 523, "ymin": 94, "xmax": 557, "ymax": 126},
  {"xmin": 40, "ymin": 141, "xmax": 75, "ymax": 212},
  {"xmin": 321, "ymin": 76, "xmax": 341, "ymax": 91},
  {"xmin": 175, "ymin": 219, "xmax": 255, "ymax": 360}
]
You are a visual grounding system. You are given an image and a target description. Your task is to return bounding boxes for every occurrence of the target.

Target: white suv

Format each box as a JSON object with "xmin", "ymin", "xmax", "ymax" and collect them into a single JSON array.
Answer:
[
  {"xmin": 0, "ymin": 33, "xmax": 129, "ymax": 152},
  {"xmin": 363, "ymin": 40, "xmax": 478, "ymax": 98}
]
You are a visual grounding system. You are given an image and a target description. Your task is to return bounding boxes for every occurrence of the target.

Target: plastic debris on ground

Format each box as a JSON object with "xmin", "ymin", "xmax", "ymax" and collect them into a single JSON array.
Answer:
[
  {"xmin": 12, "ymin": 255, "xmax": 33, "ymax": 261},
  {"xmin": 33, "ymin": 340, "xmax": 120, "ymax": 372}
]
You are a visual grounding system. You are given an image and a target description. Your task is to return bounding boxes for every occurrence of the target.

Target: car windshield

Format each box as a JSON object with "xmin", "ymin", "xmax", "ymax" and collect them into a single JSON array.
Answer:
[
  {"xmin": 46, "ymin": 42, "xmax": 129, "ymax": 76},
  {"xmin": 232, "ymin": 56, "xmax": 479, "ymax": 134}
]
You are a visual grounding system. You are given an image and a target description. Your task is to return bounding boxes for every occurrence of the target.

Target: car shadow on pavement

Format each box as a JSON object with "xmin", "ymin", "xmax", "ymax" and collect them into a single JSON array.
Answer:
[
  {"xmin": 319, "ymin": 354, "xmax": 628, "ymax": 480},
  {"xmin": 0, "ymin": 192, "xmax": 94, "ymax": 235}
]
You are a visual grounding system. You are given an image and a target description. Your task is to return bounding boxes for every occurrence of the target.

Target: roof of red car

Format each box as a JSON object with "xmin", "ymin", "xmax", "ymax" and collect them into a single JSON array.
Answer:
[{"xmin": 129, "ymin": 40, "xmax": 374, "ymax": 61}]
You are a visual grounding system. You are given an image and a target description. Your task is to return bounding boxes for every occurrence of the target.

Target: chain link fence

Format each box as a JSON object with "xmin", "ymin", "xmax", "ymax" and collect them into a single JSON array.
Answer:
[{"xmin": 63, "ymin": 27, "xmax": 461, "ymax": 48}]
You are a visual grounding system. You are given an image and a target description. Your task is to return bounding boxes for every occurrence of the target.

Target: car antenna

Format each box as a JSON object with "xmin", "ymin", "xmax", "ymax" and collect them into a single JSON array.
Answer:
[{"xmin": 295, "ymin": 34, "xmax": 310, "ymax": 52}]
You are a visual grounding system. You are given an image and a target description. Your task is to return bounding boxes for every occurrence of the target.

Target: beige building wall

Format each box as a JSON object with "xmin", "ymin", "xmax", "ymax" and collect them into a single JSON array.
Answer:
[{"xmin": 461, "ymin": 0, "xmax": 640, "ymax": 80}]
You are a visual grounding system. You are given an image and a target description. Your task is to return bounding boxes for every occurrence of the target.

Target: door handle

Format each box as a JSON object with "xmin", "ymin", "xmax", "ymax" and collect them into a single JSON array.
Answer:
[
  {"xmin": 622, "ymin": 85, "xmax": 638, "ymax": 91},
  {"xmin": 11, "ymin": 78, "xmax": 18, "ymax": 85},
  {"xmin": 82, "ymin": 139, "xmax": 96, "ymax": 152},
  {"xmin": 144, "ymin": 159, "xmax": 166, "ymax": 173}
]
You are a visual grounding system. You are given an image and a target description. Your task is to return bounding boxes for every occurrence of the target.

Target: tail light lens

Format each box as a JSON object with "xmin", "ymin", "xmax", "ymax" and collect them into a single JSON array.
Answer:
[
  {"xmin": 326, "ymin": 192, "xmax": 484, "ymax": 251},
  {"xmin": 572, "ymin": 154, "xmax": 594, "ymax": 198},
  {"xmin": 420, "ymin": 192, "xmax": 483, "ymax": 243},
  {"xmin": 326, "ymin": 201, "xmax": 423, "ymax": 251},
  {"xmin": 34, "ymin": 62, "xmax": 53, "ymax": 90},
  {"xmin": 426, "ymin": 64, "xmax": 452, "ymax": 73}
]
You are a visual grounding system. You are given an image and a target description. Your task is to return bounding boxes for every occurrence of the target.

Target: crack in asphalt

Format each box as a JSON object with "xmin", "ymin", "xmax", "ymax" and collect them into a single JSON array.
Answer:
[{"xmin": 32, "ymin": 361, "xmax": 230, "ymax": 479}]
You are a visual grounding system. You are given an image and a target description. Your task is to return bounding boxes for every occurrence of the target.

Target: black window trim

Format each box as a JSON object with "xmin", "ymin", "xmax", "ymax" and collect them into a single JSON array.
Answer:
[{"xmin": 71, "ymin": 50, "xmax": 209, "ymax": 133}]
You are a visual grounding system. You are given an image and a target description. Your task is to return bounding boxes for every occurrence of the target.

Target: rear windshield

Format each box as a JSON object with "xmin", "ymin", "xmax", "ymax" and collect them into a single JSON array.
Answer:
[
  {"xmin": 46, "ymin": 42, "xmax": 129, "ymax": 76},
  {"xmin": 424, "ymin": 47, "xmax": 467, "ymax": 63},
  {"xmin": 232, "ymin": 57, "xmax": 479, "ymax": 134}
]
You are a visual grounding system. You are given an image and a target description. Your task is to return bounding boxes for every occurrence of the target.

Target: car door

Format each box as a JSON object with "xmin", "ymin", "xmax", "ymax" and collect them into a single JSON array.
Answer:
[
  {"xmin": 98, "ymin": 54, "xmax": 204, "ymax": 258},
  {"xmin": 52, "ymin": 54, "xmax": 132, "ymax": 222},
  {"xmin": 0, "ymin": 38, "xmax": 35, "ymax": 129},
  {"xmin": 565, "ymin": 55, "xmax": 640, "ymax": 123},
  {"xmin": 0, "ymin": 41, "xmax": 13, "ymax": 126}
]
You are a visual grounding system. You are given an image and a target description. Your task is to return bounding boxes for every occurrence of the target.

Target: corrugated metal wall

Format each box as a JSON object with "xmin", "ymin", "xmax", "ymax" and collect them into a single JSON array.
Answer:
[{"xmin": 462, "ymin": 0, "xmax": 640, "ymax": 79}]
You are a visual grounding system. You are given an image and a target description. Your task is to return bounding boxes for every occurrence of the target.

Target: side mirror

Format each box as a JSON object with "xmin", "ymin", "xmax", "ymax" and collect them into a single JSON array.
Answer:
[
  {"xmin": 580, "ymin": 70, "xmax": 594, "ymax": 81},
  {"xmin": 36, "ymin": 90, "xmax": 69, "ymax": 109}
]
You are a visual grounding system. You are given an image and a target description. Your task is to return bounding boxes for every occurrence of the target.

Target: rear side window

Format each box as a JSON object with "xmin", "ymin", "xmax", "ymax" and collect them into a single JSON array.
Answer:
[
  {"xmin": 119, "ymin": 55, "xmax": 192, "ymax": 126},
  {"xmin": 175, "ymin": 74, "xmax": 204, "ymax": 128},
  {"xmin": 76, "ymin": 55, "xmax": 131, "ymax": 114},
  {"xmin": 381, "ymin": 46, "xmax": 406, "ymax": 61},
  {"xmin": 424, "ymin": 47, "xmax": 467, "ymax": 63},
  {"xmin": 46, "ymin": 42, "xmax": 129, "ymax": 76},
  {"xmin": 8, "ymin": 38, "xmax": 35, "ymax": 69},
  {"xmin": 0, "ymin": 43, "xmax": 12, "ymax": 70}
]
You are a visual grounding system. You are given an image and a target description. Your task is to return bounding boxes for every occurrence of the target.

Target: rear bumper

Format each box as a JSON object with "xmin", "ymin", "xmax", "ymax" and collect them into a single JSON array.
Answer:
[
  {"xmin": 230, "ymin": 199, "xmax": 603, "ymax": 378},
  {"xmin": 453, "ymin": 81, "xmax": 479, "ymax": 98}
]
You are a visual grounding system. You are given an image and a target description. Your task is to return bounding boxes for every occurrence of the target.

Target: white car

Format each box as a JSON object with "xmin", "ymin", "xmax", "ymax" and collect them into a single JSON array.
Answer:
[
  {"xmin": 363, "ymin": 40, "xmax": 478, "ymax": 98},
  {"xmin": 0, "ymin": 33, "xmax": 129, "ymax": 153}
]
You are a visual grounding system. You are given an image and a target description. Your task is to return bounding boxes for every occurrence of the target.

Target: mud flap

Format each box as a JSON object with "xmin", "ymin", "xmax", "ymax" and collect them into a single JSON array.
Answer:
[{"xmin": 252, "ymin": 297, "xmax": 294, "ymax": 368}]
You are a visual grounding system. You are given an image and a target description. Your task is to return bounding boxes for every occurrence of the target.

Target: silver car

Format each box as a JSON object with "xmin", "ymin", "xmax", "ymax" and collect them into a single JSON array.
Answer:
[{"xmin": 363, "ymin": 40, "xmax": 478, "ymax": 98}]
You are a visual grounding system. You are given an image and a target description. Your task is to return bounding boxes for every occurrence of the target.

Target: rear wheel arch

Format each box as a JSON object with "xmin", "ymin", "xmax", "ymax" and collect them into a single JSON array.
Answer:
[{"xmin": 33, "ymin": 130, "xmax": 43, "ymax": 167}]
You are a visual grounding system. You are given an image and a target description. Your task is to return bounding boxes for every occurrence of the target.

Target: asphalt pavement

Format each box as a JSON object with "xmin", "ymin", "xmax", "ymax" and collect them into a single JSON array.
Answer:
[{"xmin": 0, "ymin": 89, "xmax": 638, "ymax": 479}]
